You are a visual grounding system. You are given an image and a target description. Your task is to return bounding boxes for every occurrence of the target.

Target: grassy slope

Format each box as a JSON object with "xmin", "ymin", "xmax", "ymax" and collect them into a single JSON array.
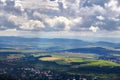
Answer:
[
  {"xmin": 80, "ymin": 60, "xmax": 120, "ymax": 66},
  {"xmin": 39, "ymin": 56, "xmax": 120, "ymax": 67}
]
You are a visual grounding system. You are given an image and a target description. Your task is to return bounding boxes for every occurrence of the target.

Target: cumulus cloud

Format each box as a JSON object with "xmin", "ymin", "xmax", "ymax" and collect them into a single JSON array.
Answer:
[
  {"xmin": 14, "ymin": 0, "xmax": 24, "ymax": 11},
  {"xmin": 89, "ymin": 26, "xmax": 100, "ymax": 32},
  {"xmin": 105, "ymin": 0, "xmax": 120, "ymax": 14},
  {"xmin": 0, "ymin": 0, "xmax": 120, "ymax": 35},
  {"xmin": 96, "ymin": 15, "xmax": 105, "ymax": 20},
  {"xmin": 20, "ymin": 20, "xmax": 45, "ymax": 31},
  {"xmin": 44, "ymin": 16, "xmax": 82, "ymax": 31}
]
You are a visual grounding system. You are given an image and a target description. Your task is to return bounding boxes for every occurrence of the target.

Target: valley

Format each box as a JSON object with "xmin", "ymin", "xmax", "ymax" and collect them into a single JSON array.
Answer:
[{"xmin": 0, "ymin": 36, "xmax": 120, "ymax": 80}]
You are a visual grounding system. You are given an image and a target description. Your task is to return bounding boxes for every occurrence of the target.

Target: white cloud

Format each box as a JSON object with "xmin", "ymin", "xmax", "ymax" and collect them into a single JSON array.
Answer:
[
  {"xmin": 0, "ymin": 0, "xmax": 6, "ymax": 6},
  {"xmin": 8, "ymin": 15, "xmax": 25, "ymax": 25},
  {"xmin": 96, "ymin": 15, "xmax": 104, "ymax": 20},
  {"xmin": 45, "ymin": 16, "xmax": 71, "ymax": 31},
  {"xmin": 14, "ymin": 0, "xmax": 24, "ymax": 11},
  {"xmin": 5, "ymin": 28, "xmax": 17, "ymax": 31},
  {"xmin": 44, "ymin": 16, "xmax": 82, "ymax": 31},
  {"xmin": 7, "ymin": 14, "xmax": 45, "ymax": 31},
  {"xmin": 20, "ymin": 20, "xmax": 45, "ymax": 30},
  {"xmin": 79, "ymin": 5, "xmax": 105, "ymax": 17},
  {"xmin": 105, "ymin": 0, "xmax": 120, "ymax": 16},
  {"xmin": 0, "ymin": 0, "xmax": 120, "ymax": 39},
  {"xmin": 89, "ymin": 26, "xmax": 100, "ymax": 32},
  {"xmin": 0, "ymin": 0, "xmax": 6, "ymax": 2},
  {"xmin": 105, "ymin": 0, "xmax": 120, "ymax": 11},
  {"xmin": 21, "ymin": 0, "xmax": 59, "ymax": 10}
]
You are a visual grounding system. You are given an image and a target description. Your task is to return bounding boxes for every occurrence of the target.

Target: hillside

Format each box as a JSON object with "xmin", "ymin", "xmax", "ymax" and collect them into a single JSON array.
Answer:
[{"xmin": 63, "ymin": 47, "xmax": 120, "ymax": 54}]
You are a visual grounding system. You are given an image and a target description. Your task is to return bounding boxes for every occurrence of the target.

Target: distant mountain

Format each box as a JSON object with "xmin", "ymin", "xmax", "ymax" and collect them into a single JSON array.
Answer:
[
  {"xmin": 0, "ymin": 36, "xmax": 120, "ymax": 51},
  {"xmin": 95, "ymin": 41, "xmax": 120, "ymax": 48},
  {"xmin": 0, "ymin": 36, "xmax": 86, "ymax": 43},
  {"xmin": 63, "ymin": 47, "xmax": 120, "ymax": 54}
]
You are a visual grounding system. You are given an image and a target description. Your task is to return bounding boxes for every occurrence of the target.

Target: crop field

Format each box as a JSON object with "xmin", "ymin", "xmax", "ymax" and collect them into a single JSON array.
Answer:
[{"xmin": 38, "ymin": 53, "xmax": 120, "ymax": 67}]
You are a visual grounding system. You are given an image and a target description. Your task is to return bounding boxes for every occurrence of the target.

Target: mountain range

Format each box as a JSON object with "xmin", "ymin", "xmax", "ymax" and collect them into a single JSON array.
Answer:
[{"xmin": 0, "ymin": 36, "xmax": 120, "ymax": 54}]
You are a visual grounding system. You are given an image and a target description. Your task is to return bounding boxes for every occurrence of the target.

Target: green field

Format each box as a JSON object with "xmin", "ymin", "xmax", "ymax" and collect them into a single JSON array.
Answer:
[{"xmin": 38, "ymin": 53, "xmax": 120, "ymax": 67}]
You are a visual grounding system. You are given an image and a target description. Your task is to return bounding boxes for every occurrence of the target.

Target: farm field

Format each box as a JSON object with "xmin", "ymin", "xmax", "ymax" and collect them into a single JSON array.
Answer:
[{"xmin": 38, "ymin": 53, "xmax": 120, "ymax": 66}]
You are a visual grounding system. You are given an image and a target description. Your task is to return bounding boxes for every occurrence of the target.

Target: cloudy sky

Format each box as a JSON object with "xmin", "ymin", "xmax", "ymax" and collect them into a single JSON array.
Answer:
[{"xmin": 0, "ymin": 0, "xmax": 120, "ymax": 42}]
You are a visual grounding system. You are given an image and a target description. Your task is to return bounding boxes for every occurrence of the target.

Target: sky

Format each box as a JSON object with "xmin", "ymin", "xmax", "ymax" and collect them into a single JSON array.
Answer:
[{"xmin": 0, "ymin": 0, "xmax": 120, "ymax": 42}]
